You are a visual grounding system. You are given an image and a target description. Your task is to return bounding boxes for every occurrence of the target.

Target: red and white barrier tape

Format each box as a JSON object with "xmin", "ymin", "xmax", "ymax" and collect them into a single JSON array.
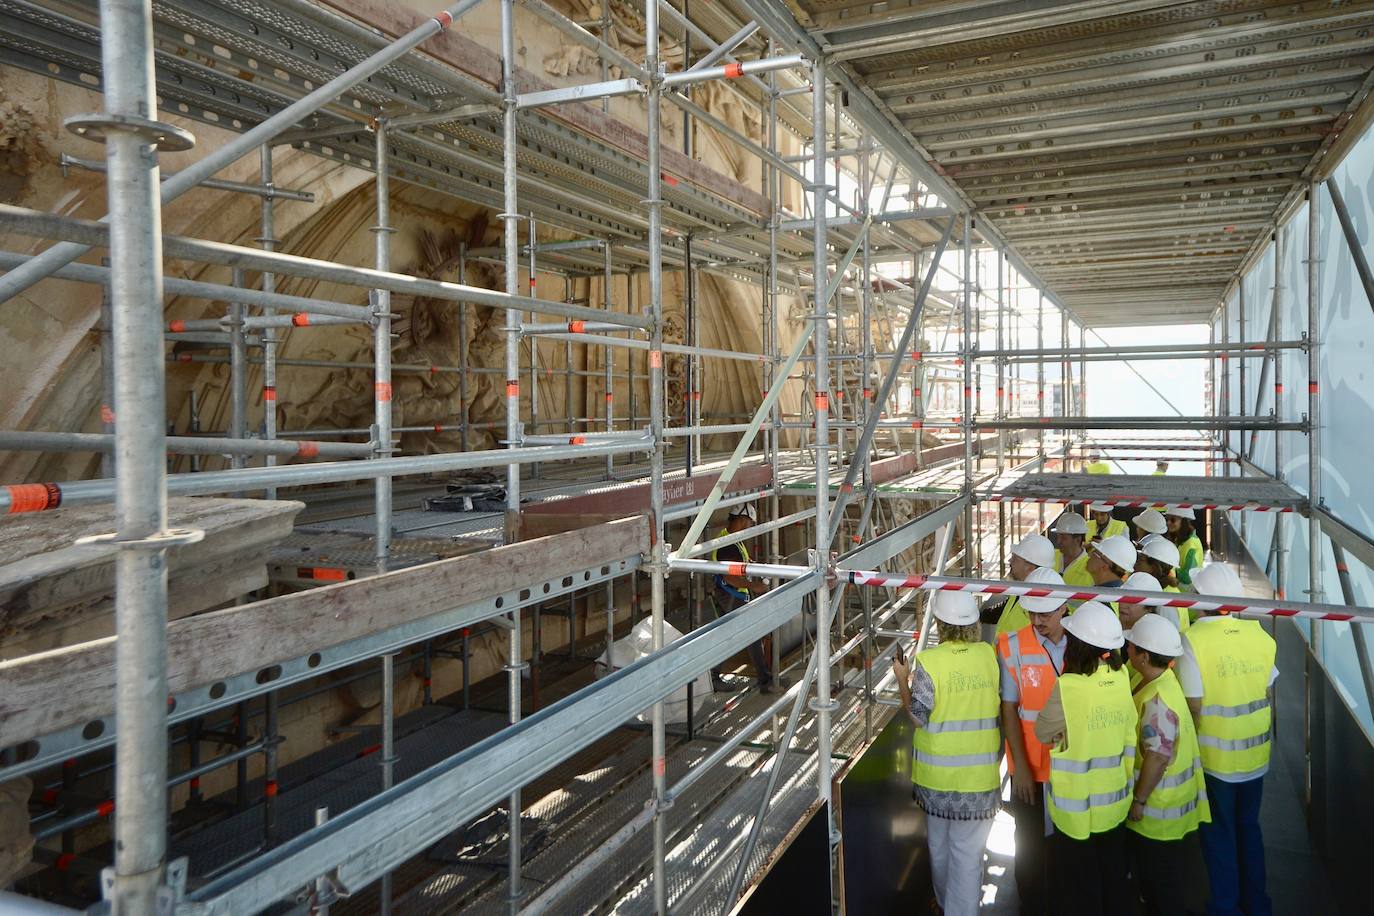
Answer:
[{"xmin": 841, "ymin": 571, "xmax": 1368, "ymax": 624}]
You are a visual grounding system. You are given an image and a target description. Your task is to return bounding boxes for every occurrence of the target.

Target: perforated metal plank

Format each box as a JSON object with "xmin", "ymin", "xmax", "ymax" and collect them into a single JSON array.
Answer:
[{"xmin": 990, "ymin": 472, "xmax": 1306, "ymax": 510}]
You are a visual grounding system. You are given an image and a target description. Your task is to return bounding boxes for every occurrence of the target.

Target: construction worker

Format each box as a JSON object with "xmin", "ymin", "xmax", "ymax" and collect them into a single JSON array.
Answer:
[
  {"xmin": 893, "ymin": 591, "xmax": 1000, "ymax": 916},
  {"xmin": 981, "ymin": 533, "xmax": 1055, "ymax": 635},
  {"xmin": 1153, "ymin": 460, "xmax": 1169, "ymax": 476},
  {"xmin": 1136, "ymin": 535, "xmax": 1183, "ymax": 591},
  {"xmin": 1124, "ymin": 614, "xmax": 1211, "ymax": 916},
  {"xmin": 996, "ymin": 567, "xmax": 1070, "ymax": 916},
  {"xmin": 709, "ymin": 506, "xmax": 775, "ymax": 693},
  {"xmin": 1052, "ymin": 512, "xmax": 1094, "ymax": 588},
  {"xmin": 1087, "ymin": 535, "xmax": 1136, "ymax": 616},
  {"xmin": 1164, "ymin": 507, "xmax": 1206, "ymax": 586},
  {"xmin": 1117, "ymin": 571, "xmax": 1164, "ymax": 690},
  {"xmin": 1132, "ymin": 508, "xmax": 1167, "ymax": 540},
  {"xmin": 1085, "ymin": 502, "xmax": 1127, "ymax": 542},
  {"xmin": 1084, "ymin": 450, "xmax": 1112, "ymax": 474},
  {"xmin": 1034, "ymin": 601, "xmax": 1137, "ymax": 916},
  {"xmin": 1174, "ymin": 563, "xmax": 1276, "ymax": 916}
]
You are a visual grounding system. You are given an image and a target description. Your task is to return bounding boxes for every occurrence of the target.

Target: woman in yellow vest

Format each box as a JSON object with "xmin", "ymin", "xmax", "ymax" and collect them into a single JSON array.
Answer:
[
  {"xmin": 1135, "ymin": 535, "xmax": 1189, "ymax": 631},
  {"xmin": 893, "ymin": 591, "xmax": 1001, "ymax": 916},
  {"xmin": 1164, "ymin": 507, "xmax": 1206, "ymax": 586},
  {"xmin": 1123, "ymin": 613, "xmax": 1210, "ymax": 916},
  {"xmin": 1086, "ymin": 502, "xmax": 1127, "ymax": 542},
  {"xmin": 1033, "ymin": 601, "xmax": 1137, "ymax": 916},
  {"xmin": 1174, "ymin": 563, "xmax": 1276, "ymax": 916}
]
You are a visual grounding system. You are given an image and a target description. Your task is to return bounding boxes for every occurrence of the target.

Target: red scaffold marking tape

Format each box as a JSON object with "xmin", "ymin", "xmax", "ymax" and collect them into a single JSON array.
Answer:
[
  {"xmin": 96, "ymin": 801, "xmax": 114, "ymax": 818},
  {"xmin": 295, "ymin": 441, "xmax": 320, "ymax": 458},
  {"xmin": 690, "ymin": 391, "xmax": 702, "ymax": 400},
  {"xmin": 570, "ymin": 436, "xmax": 586, "ymax": 444},
  {"xmin": 568, "ymin": 320, "xmax": 585, "ymax": 333},
  {"xmin": 299, "ymin": 567, "xmax": 348, "ymax": 581},
  {"xmin": 100, "ymin": 404, "xmax": 115, "ymax": 425},
  {"xmin": 649, "ymin": 350, "xmax": 663, "ymax": 368},
  {"xmin": 840, "ymin": 482, "xmax": 854, "ymax": 494},
  {"xmin": 1275, "ymin": 383, "xmax": 1284, "ymax": 394},
  {"xmin": 168, "ymin": 319, "xmax": 186, "ymax": 332},
  {"xmin": 292, "ymin": 313, "xmax": 310, "ymax": 327},
  {"xmin": 263, "ymin": 386, "xmax": 277, "ymax": 402},
  {"xmin": 506, "ymin": 381, "xmax": 520, "ymax": 397},
  {"xmin": 434, "ymin": 10, "xmax": 453, "ymax": 28},
  {"xmin": 723, "ymin": 62, "xmax": 744, "ymax": 79},
  {"xmin": 55, "ymin": 853, "xmax": 76, "ymax": 872},
  {"xmin": 1309, "ymin": 381, "xmax": 1319, "ymax": 394},
  {"xmin": 605, "ymin": 392, "xmax": 614, "ymax": 402},
  {"xmin": 727, "ymin": 562, "xmax": 747, "ymax": 577},
  {"xmin": 434, "ymin": 424, "xmax": 444, "ymax": 433},
  {"xmin": 6, "ymin": 483, "xmax": 61, "ymax": 514},
  {"xmin": 264, "ymin": 780, "xmax": 279, "ymax": 798},
  {"xmin": 529, "ymin": 277, "xmax": 537, "ymax": 290},
  {"xmin": 911, "ymin": 421, "xmax": 923, "ymax": 429},
  {"xmin": 661, "ymin": 173, "xmax": 679, "ymax": 187},
  {"xmin": 375, "ymin": 381, "xmax": 392, "ymax": 402},
  {"xmin": 863, "ymin": 388, "xmax": 873, "ymax": 398},
  {"xmin": 815, "ymin": 393, "xmax": 830, "ymax": 411},
  {"xmin": 654, "ymin": 756, "xmax": 667, "ymax": 776},
  {"xmin": 178, "ymin": 353, "xmax": 193, "ymax": 362}
]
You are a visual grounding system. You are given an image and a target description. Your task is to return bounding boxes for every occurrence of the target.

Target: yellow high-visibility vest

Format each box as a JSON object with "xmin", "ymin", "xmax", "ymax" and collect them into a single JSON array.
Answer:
[
  {"xmin": 1047, "ymin": 663, "xmax": 1138, "ymax": 840},
  {"xmin": 1188, "ymin": 619, "xmax": 1276, "ymax": 779},
  {"xmin": 912, "ymin": 641, "xmax": 1001, "ymax": 793},
  {"xmin": 1128, "ymin": 669, "xmax": 1211, "ymax": 841},
  {"xmin": 1086, "ymin": 461, "xmax": 1112, "ymax": 475},
  {"xmin": 1086, "ymin": 518, "xmax": 1127, "ymax": 542},
  {"xmin": 996, "ymin": 597, "xmax": 1031, "ymax": 635}
]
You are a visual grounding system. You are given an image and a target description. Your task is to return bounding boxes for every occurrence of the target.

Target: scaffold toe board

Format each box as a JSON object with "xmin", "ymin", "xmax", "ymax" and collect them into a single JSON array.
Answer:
[{"xmin": 982, "ymin": 472, "xmax": 1307, "ymax": 512}]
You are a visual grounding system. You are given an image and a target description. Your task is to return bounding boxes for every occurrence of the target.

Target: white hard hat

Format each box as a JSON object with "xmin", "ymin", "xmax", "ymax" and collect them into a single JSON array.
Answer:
[
  {"xmin": 1019, "ymin": 567, "xmax": 1069, "ymax": 614},
  {"xmin": 729, "ymin": 503, "xmax": 758, "ymax": 523},
  {"xmin": 1062, "ymin": 601, "xmax": 1124, "ymax": 650},
  {"xmin": 1011, "ymin": 534, "xmax": 1055, "ymax": 569},
  {"xmin": 1125, "ymin": 613, "xmax": 1184, "ymax": 657},
  {"xmin": 1091, "ymin": 535, "xmax": 1137, "ymax": 573},
  {"xmin": 1139, "ymin": 535, "xmax": 1180, "ymax": 568},
  {"xmin": 931, "ymin": 590, "xmax": 979, "ymax": 626},
  {"xmin": 1088, "ymin": 502, "xmax": 1114, "ymax": 514},
  {"xmin": 1054, "ymin": 512, "xmax": 1088, "ymax": 535},
  {"xmin": 1164, "ymin": 506, "xmax": 1195, "ymax": 520},
  {"xmin": 1132, "ymin": 509, "xmax": 1167, "ymax": 535},
  {"xmin": 1123, "ymin": 571, "xmax": 1163, "ymax": 593},
  {"xmin": 1088, "ymin": 450, "xmax": 1102, "ymax": 459},
  {"xmin": 1190, "ymin": 562, "xmax": 1245, "ymax": 598}
]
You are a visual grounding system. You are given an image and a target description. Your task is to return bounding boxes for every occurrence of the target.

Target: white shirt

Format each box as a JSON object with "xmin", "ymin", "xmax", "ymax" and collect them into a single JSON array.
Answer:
[{"xmin": 1177, "ymin": 615, "xmax": 1279, "ymax": 783}]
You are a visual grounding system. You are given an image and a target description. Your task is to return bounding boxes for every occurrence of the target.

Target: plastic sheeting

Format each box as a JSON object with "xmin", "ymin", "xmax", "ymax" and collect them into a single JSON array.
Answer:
[{"xmin": 595, "ymin": 618, "xmax": 712, "ymax": 724}]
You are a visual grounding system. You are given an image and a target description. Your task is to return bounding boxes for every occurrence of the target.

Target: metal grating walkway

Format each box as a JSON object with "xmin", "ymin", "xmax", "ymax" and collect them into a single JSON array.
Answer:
[{"xmin": 987, "ymin": 472, "xmax": 1307, "ymax": 511}]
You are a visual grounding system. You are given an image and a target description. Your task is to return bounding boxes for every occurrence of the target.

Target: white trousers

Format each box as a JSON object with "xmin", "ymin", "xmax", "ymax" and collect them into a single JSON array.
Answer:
[{"xmin": 927, "ymin": 814, "xmax": 994, "ymax": 916}]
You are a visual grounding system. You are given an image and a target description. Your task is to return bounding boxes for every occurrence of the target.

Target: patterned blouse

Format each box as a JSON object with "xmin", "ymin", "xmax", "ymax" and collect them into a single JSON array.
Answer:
[{"xmin": 909, "ymin": 660, "xmax": 1001, "ymax": 820}]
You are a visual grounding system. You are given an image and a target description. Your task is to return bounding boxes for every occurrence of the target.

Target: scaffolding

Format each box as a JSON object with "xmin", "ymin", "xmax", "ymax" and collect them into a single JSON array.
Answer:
[{"xmin": 3, "ymin": 0, "xmax": 1374, "ymax": 914}]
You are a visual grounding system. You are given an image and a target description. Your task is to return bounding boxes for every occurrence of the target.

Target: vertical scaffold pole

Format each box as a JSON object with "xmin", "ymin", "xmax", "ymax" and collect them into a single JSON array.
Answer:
[
  {"xmin": 101, "ymin": 0, "xmax": 176, "ymax": 909},
  {"xmin": 1273, "ymin": 231, "xmax": 1285, "ymax": 597},
  {"xmin": 962, "ymin": 215, "xmax": 973, "ymax": 575},
  {"xmin": 1307, "ymin": 184, "xmax": 1323, "ymax": 604},
  {"xmin": 500, "ymin": 0, "xmax": 525, "ymax": 907},
  {"xmin": 646, "ymin": 0, "xmax": 670, "ymax": 910},
  {"xmin": 604, "ymin": 241, "xmax": 615, "ymax": 479},
  {"xmin": 810, "ymin": 57, "xmax": 841, "ymax": 914},
  {"xmin": 259, "ymin": 146, "xmax": 279, "ymax": 499}
]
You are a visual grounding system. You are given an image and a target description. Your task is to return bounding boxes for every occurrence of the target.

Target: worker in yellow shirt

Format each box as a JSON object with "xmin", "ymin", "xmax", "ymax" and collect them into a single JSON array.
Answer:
[
  {"xmin": 1084, "ymin": 449, "xmax": 1112, "ymax": 474},
  {"xmin": 1052, "ymin": 512, "xmax": 1094, "ymax": 588},
  {"xmin": 981, "ymin": 534, "xmax": 1055, "ymax": 634},
  {"xmin": 1086, "ymin": 502, "xmax": 1127, "ymax": 542},
  {"xmin": 1152, "ymin": 460, "xmax": 1169, "ymax": 476}
]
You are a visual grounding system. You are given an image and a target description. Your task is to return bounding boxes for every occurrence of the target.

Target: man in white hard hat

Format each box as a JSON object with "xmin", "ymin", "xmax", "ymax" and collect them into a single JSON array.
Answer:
[
  {"xmin": 1124, "ymin": 614, "xmax": 1210, "ymax": 916},
  {"xmin": 1132, "ymin": 508, "xmax": 1167, "ymax": 539},
  {"xmin": 1153, "ymin": 460, "xmax": 1169, "ymax": 476},
  {"xmin": 982, "ymin": 533, "xmax": 1055, "ymax": 635},
  {"xmin": 1135, "ymin": 535, "xmax": 1189, "ymax": 630},
  {"xmin": 1174, "ymin": 562, "xmax": 1276, "ymax": 916},
  {"xmin": 1032, "ymin": 602, "xmax": 1136, "ymax": 915},
  {"xmin": 893, "ymin": 591, "xmax": 1000, "ymax": 916},
  {"xmin": 1085, "ymin": 450, "xmax": 1112, "ymax": 475},
  {"xmin": 1086, "ymin": 502, "xmax": 1127, "ymax": 542},
  {"xmin": 1051, "ymin": 512, "xmax": 1094, "ymax": 588},
  {"xmin": 995, "ymin": 567, "xmax": 1070, "ymax": 916},
  {"xmin": 1088, "ymin": 535, "xmax": 1136, "ymax": 616},
  {"xmin": 709, "ymin": 505, "xmax": 775, "ymax": 693}
]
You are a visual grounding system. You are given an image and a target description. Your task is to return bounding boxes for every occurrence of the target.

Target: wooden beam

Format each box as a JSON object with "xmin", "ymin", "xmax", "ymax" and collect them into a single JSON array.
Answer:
[{"xmin": 0, "ymin": 515, "xmax": 648, "ymax": 743}]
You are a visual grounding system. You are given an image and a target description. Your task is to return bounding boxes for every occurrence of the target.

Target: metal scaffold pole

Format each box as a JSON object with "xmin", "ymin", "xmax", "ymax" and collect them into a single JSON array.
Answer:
[
  {"xmin": 645, "ymin": 0, "xmax": 670, "ymax": 909},
  {"xmin": 810, "ymin": 55, "xmax": 841, "ymax": 914},
  {"xmin": 1307, "ymin": 184, "xmax": 1324, "ymax": 604},
  {"xmin": 95, "ymin": 0, "xmax": 192, "ymax": 910},
  {"xmin": 259, "ymin": 146, "xmax": 279, "ymax": 499},
  {"xmin": 962, "ymin": 214, "xmax": 973, "ymax": 575}
]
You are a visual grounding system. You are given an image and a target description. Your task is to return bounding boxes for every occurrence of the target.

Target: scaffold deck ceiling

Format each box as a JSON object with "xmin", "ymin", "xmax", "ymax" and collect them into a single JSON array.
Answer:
[{"xmin": 990, "ymin": 472, "xmax": 1308, "ymax": 511}]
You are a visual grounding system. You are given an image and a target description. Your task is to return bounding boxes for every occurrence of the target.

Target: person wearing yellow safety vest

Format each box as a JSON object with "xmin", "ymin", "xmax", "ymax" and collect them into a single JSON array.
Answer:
[
  {"xmin": 1087, "ymin": 535, "xmax": 1135, "ymax": 617},
  {"xmin": 1123, "ymin": 613, "xmax": 1211, "ymax": 916},
  {"xmin": 1153, "ymin": 460, "xmax": 1169, "ymax": 476},
  {"xmin": 1132, "ymin": 508, "xmax": 1167, "ymax": 541},
  {"xmin": 709, "ymin": 507, "xmax": 775, "ymax": 693},
  {"xmin": 1135, "ymin": 535, "xmax": 1189, "ymax": 632},
  {"xmin": 1174, "ymin": 563, "xmax": 1276, "ymax": 916},
  {"xmin": 1052, "ymin": 511, "xmax": 1095, "ymax": 589},
  {"xmin": 1084, "ymin": 450, "xmax": 1112, "ymax": 474},
  {"xmin": 1085, "ymin": 502, "xmax": 1127, "ymax": 542},
  {"xmin": 1117, "ymin": 572, "xmax": 1166, "ymax": 691},
  {"xmin": 996, "ymin": 567, "xmax": 1070, "ymax": 916},
  {"xmin": 1033, "ymin": 601, "xmax": 1137, "ymax": 916},
  {"xmin": 981, "ymin": 533, "xmax": 1055, "ymax": 635},
  {"xmin": 1165, "ymin": 506, "xmax": 1206, "ymax": 586},
  {"xmin": 893, "ymin": 591, "xmax": 1001, "ymax": 916}
]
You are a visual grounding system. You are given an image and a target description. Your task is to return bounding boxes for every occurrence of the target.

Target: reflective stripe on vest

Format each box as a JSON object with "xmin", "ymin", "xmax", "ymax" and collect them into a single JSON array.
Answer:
[
  {"xmin": 1188, "ymin": 619, "xmax": 1275, "ymax": 778},
  {"xmin": 997, "ymin": 626, "xmax": 1056, "ymax": 782},
  {"xmin": 1127, "ymin": 669, "xmax": 1211, "ymax": 841},
  {"xmin": 912, "ymin": 641, "xmax": 1001, "ymax": 793},
  {"xmin": 1047, "ymin": 664, "xmax": 1138, "ymax": 840}
]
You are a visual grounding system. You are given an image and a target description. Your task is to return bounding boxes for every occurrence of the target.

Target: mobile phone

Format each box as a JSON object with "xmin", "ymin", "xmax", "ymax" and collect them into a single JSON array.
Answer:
[{"xmin": 894, "ymin": 644, "xmax": 907, "ymax": 666}]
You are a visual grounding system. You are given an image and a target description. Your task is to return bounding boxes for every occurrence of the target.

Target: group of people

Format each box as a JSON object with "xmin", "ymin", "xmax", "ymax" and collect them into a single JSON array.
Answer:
[{"xmin": 893, "ymin": 504, "xmax": 1277, "ymax": 916}]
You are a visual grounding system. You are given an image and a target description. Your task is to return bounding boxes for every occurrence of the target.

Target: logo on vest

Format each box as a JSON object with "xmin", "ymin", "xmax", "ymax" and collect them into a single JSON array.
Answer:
[
  {"xmin": 1087, "ymin": 703, "xmax": 1133, "ymax": 731},
  {"xmin": 947, "ymin": 669, "xmax": 997, "ymax": 693},
  {"xmin": 1216, "ymin": 653, "xmax": 1266, "ymax": 678},
  {"xmin": 1023, "ymin": 666, "xmax": 1043, "ymax": 689}
]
